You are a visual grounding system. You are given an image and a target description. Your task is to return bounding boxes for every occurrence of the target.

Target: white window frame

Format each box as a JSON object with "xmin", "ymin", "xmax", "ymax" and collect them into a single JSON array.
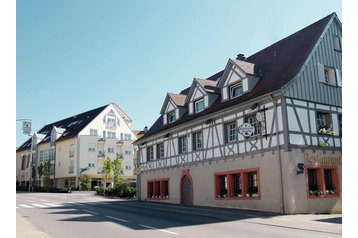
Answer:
[
  {"xmin": 157, "ymin": 143, "xmax": 164, "ymax": 159},
  {"xmin": 167, "ymin": 111, "xmax": 176, "ymax": 124},
  {"xmin": 194, "ymin": 99, "xmax": 205, "ymax": 113},
  {"xmin": 107, "ymin": 147, "xmax": 115, "ymax": 153},
  {"xmin": 179, "ymin": 136, "xmax": 187, "ymax": 154},
  {"xmin": 193, "ymin": 131, "xmax": 203, "ymax": 150},
  {"xmin": 227, "ymin": 122, "xmax": 238, "ymax": 142},
  {"xmin": 90, "ymin": 129, "xmax": 98, "ymax": 136},
  {"xmin": 88, "ymin": 143, "xmax": 96, "ymax": 152},
  {"xmin": 230, "ymin": 82, "xmax": 243, "ymax": 99}
]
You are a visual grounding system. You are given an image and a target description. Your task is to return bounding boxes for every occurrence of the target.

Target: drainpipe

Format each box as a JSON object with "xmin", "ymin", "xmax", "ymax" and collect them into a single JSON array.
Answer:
[{"xmin": 270, "ymin": 94, "xmax": 285, "ymax": 214}]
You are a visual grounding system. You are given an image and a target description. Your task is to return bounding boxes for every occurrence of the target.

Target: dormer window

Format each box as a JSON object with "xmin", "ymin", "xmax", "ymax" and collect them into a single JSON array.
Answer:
[
  {"xmin": 194, "ymin": 99, "xmax": 205, "ymax": 113},
  {"xmin": 230, "ymin": 82, "xmax": 243, "ymax": 99},
  {"xmin": 168, "ymin": 111, "xmax": 176, "ymax": 124}
]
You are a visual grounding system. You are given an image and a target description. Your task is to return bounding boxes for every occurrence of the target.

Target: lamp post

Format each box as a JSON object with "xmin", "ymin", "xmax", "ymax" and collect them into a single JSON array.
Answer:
[{"xmin": 17, "ymin": 119, "xmax": 33, "ymax": 191}]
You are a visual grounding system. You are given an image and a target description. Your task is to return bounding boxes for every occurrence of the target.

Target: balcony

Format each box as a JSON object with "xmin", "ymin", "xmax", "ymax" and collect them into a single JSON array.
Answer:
[
  {"xmin": 69, "ymin": 150, "xmax": 75, "ymax": 157},
  {"xmin": 49, "ymin": 154, "xmax": 56, "ymax": 161},
  {"xmin": 97, "ymin": 167, "xmax": 104, "ymax": 174},
  {"xmin": 116, "ymin": 153, "xmax": 123, "ymax": 160},
  {"xmin": 98, "ymin": 151, "xmax": 105, "ymax": 158}
]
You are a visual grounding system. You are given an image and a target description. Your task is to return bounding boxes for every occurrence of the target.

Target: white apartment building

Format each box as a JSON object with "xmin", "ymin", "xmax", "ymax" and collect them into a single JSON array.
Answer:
[{"xmin": 16, "ymin": 103, "xmax": 138, "ymax": 190}]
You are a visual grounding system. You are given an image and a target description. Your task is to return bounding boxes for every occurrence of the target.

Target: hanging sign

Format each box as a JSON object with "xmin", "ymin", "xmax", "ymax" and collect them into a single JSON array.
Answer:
[
  {"xmin": 238, "ymin": 123, "xmax": 255, "ymax": 137},
  {"xmin": 22, "ymin": 121, "xmax": 32, "ymax": 135}
]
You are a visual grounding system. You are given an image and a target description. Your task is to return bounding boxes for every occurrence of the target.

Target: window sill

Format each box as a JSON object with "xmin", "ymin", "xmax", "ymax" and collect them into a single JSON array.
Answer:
[
  {"xmin": 147, "ymin": 197, "xmax": 170, "ymax": 200},
  {"xmin": 308, "ymin": 194, "xmax": 340, "ymax": 199},
  {"xmin": 215, "ymin": 194, "xmax": 260, "ymax": 200}
]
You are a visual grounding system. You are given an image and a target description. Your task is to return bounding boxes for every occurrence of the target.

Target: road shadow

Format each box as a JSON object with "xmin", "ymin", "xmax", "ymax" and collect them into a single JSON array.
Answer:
[
  {"xmin": 42, "ymin": 200, "xmax": 280, "ymax": 231},
  {"xmin": 314, "ymin": 217, "xmax": 342, "ymax": 224}
]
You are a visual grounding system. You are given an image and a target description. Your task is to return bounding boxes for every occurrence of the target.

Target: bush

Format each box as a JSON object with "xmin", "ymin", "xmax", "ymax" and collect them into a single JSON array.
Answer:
[
  {"xmin": 79, "ymin": 174, "xmax": 91, "ymax": 191},
  {"xmin": 94, "ymin": 185, "xmax": 105, "ymax": 195}
]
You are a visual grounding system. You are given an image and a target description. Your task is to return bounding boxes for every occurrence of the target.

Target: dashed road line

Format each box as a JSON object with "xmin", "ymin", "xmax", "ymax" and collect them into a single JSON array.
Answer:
[
  {"xmin": 18, "ymin": 204, "xmax": 33, "ymax": 208},
  {"xmin": 82, "ymin": 209, "xmax": 99, "ymax": 215},
  {"xmin": 105, "ymin": 215, "xmax": 130, "ymax": 223},
  {"xmin": 138, "ymin": 224, "xmax": 179, "ymax": 235}
]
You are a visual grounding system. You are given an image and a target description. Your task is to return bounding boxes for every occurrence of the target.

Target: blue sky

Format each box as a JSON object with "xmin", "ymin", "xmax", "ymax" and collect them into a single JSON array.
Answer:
[{"xmin": 16, "ymin": 0, "xmax": 342, "ymax": 147}]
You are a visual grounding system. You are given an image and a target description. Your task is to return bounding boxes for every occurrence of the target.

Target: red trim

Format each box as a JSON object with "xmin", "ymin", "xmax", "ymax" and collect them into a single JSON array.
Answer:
[
  {"xmin": 214, "ymin": 168, "xmax": 261, "ymax": 200},
  {"xmin": 146, "ymin": 178, "xmax": 170, "ymax": 200},
  {"xmin": 305, "ymin": 165, "xmax": 340, "ymax": 199}
]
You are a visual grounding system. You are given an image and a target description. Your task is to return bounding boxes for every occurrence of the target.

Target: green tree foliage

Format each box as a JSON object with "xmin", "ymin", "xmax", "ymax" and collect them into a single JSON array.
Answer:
[
  {"xmin": 37, "ymin": 163, "xmax": 44, "ymax": 187},
  {"xmin": 113, "ymin": 157, "xmax": 123, "ymax": 185},
  {"xmin": 31, "ymin": 164, "xmax": 37, "ymax": 187},
  {"xmin": 43, "ymin": 160, "xmax": 52, "ymax": 188},
  {"xmin": 79, "ymin": 174, "xmax": 91, "ymax": 191},
  {"xmin": 104, "ymin": 157, "xmax": 113, "ymax": 182}
]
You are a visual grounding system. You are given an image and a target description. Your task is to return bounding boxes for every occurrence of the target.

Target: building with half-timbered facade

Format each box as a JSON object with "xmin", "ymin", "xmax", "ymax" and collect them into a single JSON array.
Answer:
[{"xmin": 133, "ymin": 13, "xmax": 342, "ymax": 214}]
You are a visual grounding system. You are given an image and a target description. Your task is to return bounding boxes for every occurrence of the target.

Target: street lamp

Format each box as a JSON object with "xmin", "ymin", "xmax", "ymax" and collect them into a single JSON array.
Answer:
[{"xmin": 17, "ymin": 119, "xmax": 33, "ymax": 191}]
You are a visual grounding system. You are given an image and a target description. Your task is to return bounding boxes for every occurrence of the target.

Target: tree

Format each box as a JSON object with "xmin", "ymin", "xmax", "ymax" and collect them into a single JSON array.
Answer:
[
  {"xmin": 103, "ymin": 157, "xmax": 113, "ymax": 182},
  {"xmin": 38, "ymin": 164, "xmax": 44, "ymax": 187},
  {"xmin": 43, "ymin": 160, "xmax": 51, "ymax": 188},
  {"xmin": 113, "ymin": 157, "xmax": 123, "ymax": 185},
  {"xmin": 79, "ymin": 174, "xmax": 91, "ymax": 191},
  {"xmin": 31, "ymin": 164, "xmax": 37, "ymax": 187}
]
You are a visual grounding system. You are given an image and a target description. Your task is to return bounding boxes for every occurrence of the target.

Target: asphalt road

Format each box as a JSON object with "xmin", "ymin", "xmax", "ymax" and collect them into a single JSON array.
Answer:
[{"xmin": 16, "ymin": 192, "xmax": 342, "ymax": 238}]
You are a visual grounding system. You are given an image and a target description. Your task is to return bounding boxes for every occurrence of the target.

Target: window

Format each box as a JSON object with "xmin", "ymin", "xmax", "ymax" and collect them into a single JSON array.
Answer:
[
  {"xmin": 107, "ymin": 117, "xmax": 116, "ymax": 127},
  {"xmin": 21, "ymin": 154, "xmax": 27, "ymax": 170},
  {"xmin": 125, "ymin": 165, "xmax": 132, "ymax": 170},
  {"xmin": 124, "ymin": 134, "xmax": 132, "ymax": 141},
  {"xmin": 307, "ymin": 166, "xmax": 339, "ymax": 197},
  {"xmin": 39, "ymin": 150, "xmax": 44, "ymax": 162},
  {"xmin": 192, "ymin": 131, "xmax": 203, "ymax": 150},
  {"xmin": 125, "ymin": 149, "xmax": 132, "ymax": 155},
  {"xmin": 167, "ymin": 111, "xmax": 176, "ymax": 124},
  {"xmin": 147, "ymin": 146, "xmax": 154, "ymax": 161},
  {"xmin": 69, "ymin": 160, "xmax": 74, "ymax": 174},
  {"xmin": 103, "ymin": 131, "xmax": 106, "ymax": 139},
  {"xmin": 324, "ymin": 67, "xmax": 337, "ymax": 85},
  {"xmin": 157, "ymin": 143, "xmax": 164, "ymax": 159},
  {"xmin": 88, "ymin": 143, "xmax": 96, "ymax": 152},
  {"xmin": 147, "ymin": 179, "xmax": 169, "ymax": 199},
  {"xmin": 107, "ymin": 147, "xmax": 114, "ymax": 153},
  {"xmin": 224, "ymin": 121, "xmax": 237, "ymax": 143},
  {"xmin": 333, "ymin": 35, "xmax": 342, "ymax": 52},
  {"xmin": 69, "ymin": 144, "xmax": 75, "ymax": 157},
  {"xmin": 88, "ymin": 161, "xmax": 96, "ymax": 168},
  {"xmin": 194, "ymin": 99, "xmax": 205, "ymax": 113},
  {"xmin": 107, "ymin": 131, "xmax": 116, "ymax": 139},
  {"xmin": 316, "ymin": 112, "xmax": 332, "ymax": 131},
  {"xmin": 178, "ymin": 136, "xmax": 187, "ymax": 154},
  {"xmin": 90, "ymin": 129, "xmax": 98, "ymax": 136},
  {"xmin": 215, "ymin": 169, "xmax": 260, "ymax": 199},
  {"xmin": 230, "ymin": 82, "xmax": 243, "ymax": 99},
  {"xmin": 338, "ymin": 114, "xmax": 342, "ymax": 137}
]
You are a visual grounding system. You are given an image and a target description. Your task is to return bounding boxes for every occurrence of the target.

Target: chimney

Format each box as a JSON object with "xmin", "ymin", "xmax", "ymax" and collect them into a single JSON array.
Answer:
[
  {"xmin": 236, "ymin": 54, "xmax": 246, "ymax": 61},
  {"xmin": 144, "ymin": 126, "xmax": 148, "ymax": 133}
]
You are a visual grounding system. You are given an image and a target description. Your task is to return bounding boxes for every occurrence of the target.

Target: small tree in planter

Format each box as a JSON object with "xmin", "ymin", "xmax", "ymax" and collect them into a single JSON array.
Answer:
[
  {"xmin": 104, "ymin": 157, "xmax": 113, "ymax": 186},
  {"xmin": 43, "ymin": 160, "xmax": 52, "ymax": 189},
  {"xmin": 31, "ymin": 164, "xmax": 37, "ymax": 189}
]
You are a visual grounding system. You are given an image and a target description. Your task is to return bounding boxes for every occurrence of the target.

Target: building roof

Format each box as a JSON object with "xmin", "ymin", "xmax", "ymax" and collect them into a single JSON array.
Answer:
[
  {"xmin": 135, "ymin": 13, "xmax": 335, "ymax": 143},
  {"xmin": 168, "ymin": 93, "xmax": 187, "ymax": 107},
  {"xmin": 16, "ymin": 104, "xmax": 109, "ymax": 152}
]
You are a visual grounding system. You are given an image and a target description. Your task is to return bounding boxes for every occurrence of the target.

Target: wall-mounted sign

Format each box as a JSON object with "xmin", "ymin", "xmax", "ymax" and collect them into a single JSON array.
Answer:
[
  {"xmin": 304, "ymin": 153, "xmax": 341, "ymax": 165},
  {"xmin": 238, "ymin": 123, "xmax": 255, "ymax": 137}
]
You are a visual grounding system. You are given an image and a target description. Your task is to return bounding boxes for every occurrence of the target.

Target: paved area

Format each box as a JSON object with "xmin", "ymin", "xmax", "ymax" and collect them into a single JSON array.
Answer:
[{"xmin": 16, "ymin": 191, "xmax": 342, "ymax": 238}]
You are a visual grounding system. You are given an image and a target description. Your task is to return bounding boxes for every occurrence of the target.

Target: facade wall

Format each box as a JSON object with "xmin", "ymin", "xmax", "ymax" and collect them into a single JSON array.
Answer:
[
  {"xmin": 284, "ymin": 19, "xmax": 342, "ymax": 106},
  {"xmin": 16, "ymin": 149, "xmax": 31, "ymax": 183},
  {"xmin": 140, "ymin": 150, "xmax": 283, "ymax": 213},
  {"xmin": 55, "ymin": 138, "xmax": 77, "ymax": 179}
]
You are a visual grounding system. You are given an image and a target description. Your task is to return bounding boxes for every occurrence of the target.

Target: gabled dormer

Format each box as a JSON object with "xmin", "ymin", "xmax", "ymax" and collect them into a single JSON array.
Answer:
[
  {"xmin": 31, "ymin": 133, "xmax": 46, "ymax": 150},
  {"xmin": 185, "ymin": 78, "xmax": 220, "ymax": 115},
  {"xmin": 160, "ymin": 93, "xmax": 187, "ymax": 125},
  {"xmin": 50, "ymin": 126, "xmax": 66, "ymax": 144},
  {"xmin": 219, "ymin": 56, "xmax": 262, "ymax": 102}
]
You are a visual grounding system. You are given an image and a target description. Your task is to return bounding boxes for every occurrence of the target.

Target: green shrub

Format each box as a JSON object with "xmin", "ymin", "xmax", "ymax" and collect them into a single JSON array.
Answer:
[{"xmin": 94, "ymin": 185, "xmax": 105, "ymax": 195}]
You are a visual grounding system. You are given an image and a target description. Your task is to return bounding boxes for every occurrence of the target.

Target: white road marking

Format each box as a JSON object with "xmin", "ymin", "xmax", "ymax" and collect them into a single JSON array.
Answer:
[
  {"xmin": 31, "ymin": 204, "xmax": 47, "ymax": 208},
  {"xmin": 18, "ymin": 204, "xmax": 33, "ymax": 208},
  {"xmin": 105, "ymin": 215, "xmax": 130, "ymax": 223},
  {"xmin": 82, "ymin": 209, "xmax": 99, "ymax": 215},
  {"xmin": 44, "ymin": 203, "xmax": 61, "ymax": 207},
  {"xmin": 138, "ymin": 224, "xmax": 179, "ymax": 235}
]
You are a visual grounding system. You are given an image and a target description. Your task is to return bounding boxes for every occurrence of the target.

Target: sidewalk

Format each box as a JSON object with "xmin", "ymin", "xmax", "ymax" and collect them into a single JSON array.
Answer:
[{"xmin": 16, "ymin": 213, "xmax": 52, "ymax": 238}]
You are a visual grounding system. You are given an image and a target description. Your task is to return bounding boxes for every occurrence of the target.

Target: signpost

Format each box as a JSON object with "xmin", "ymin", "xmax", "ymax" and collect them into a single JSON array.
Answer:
[{"xmin": 22, "ymin": 121, "xmax": 32, "ymax": 135}]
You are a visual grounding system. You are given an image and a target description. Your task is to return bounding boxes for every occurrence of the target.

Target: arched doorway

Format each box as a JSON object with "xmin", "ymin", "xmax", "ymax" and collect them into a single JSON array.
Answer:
[{"xmin": 181, "ymin": 175, "xmax": 193, "ymax": 205}]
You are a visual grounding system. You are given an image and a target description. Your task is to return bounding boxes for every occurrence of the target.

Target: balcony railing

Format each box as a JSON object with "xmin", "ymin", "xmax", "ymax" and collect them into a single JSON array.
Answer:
[{"xmin": 98, "ymin": 151, "xmax": 105, "ymax": 158}]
